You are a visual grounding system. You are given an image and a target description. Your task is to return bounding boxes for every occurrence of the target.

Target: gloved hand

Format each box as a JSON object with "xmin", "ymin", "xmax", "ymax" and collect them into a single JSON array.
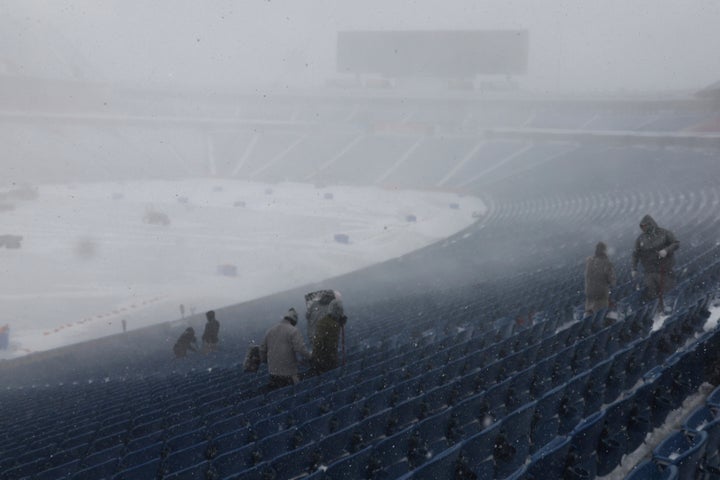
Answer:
[
  {"xmin": 658, "ymin": 249, "xmax": 667, "ymax": 259},
  {"xmin": 631, "ymin": 270, "xmax": 638, "ymax": 279}
]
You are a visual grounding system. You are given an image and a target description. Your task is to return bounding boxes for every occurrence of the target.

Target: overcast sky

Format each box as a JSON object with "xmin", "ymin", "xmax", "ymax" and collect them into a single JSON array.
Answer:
[{"xmin": 1, "ymin": 0, "xmax": 719, "ymax": 93}]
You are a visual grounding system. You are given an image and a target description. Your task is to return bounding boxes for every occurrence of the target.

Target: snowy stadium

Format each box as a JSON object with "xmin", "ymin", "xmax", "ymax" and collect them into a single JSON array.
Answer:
[{"xmin": 3, "ymin": 6, "xmax": 720, "ymax": 480}]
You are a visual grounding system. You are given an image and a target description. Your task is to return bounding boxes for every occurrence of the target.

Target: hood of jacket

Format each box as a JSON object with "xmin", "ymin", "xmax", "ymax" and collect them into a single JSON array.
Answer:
[{"xmin": 640, "ymin": 214, "xmax": 658, "ymax": 233}]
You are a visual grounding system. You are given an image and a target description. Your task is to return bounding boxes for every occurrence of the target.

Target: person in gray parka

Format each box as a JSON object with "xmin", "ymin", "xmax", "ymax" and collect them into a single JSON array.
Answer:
[
  {"xmin": 584, "ymin": 241, "xmax": 616, "ymax": 316},
  {"xmin": 631, "ymin": 214, "xmax": 680, "ymax": 303}
]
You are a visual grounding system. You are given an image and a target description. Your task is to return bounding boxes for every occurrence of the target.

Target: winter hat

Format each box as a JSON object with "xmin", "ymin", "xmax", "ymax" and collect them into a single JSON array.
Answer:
[
  {"xmin": 284, "ymin": 307, "xmax": 299, "ymax": 326},
  {"xmin": 595, "ymin": 241, "xmax": 607, "ymax": 257}
]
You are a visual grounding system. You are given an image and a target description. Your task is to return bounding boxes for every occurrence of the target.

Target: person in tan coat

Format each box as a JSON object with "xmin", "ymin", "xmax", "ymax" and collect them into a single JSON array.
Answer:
[{"xmin": 584, "ymin": 241, "xmax": 617, "ymax": 316}]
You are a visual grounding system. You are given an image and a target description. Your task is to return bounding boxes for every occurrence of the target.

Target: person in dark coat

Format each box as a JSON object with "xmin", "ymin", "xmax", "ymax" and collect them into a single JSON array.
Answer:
[
  {"xmin": 260, "ymin": 308, "xmax": 311, "ymax": 390},
  {"xmin": 305, "ymin": 290, "xmax": 339, "ymax": 342},
  {"xmin": 310, "ymin": 298, "xmax": 347, "ymax": 375},
  {"xmin": 202, "ymin": 310, "xmax": 220, "ymax": 353},
  {"xmin": 174, "ymin": 327, "xmax": 198, "ymax": 358},
  {"xmin": 631, "ymin": 214, "xmax": 680, "ymax": 303},
  {"xmin": 584, "ymin": 241, "xmax": 616, "ymax": 316}
]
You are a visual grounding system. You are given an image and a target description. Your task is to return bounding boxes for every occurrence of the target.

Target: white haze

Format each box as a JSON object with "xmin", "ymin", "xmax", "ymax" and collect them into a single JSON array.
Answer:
[
  {"xmin": 1, "ymin": 0, "xmax": 719, "ymax": 93},
  {"xmin": 0, "ymin": 179, "xmax": 484, "ymax": 358}
]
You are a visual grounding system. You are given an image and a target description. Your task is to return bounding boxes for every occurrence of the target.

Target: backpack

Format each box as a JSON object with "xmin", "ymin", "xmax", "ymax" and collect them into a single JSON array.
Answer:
[{"xmin": 243, "ymin": 345, "xmax": 261, "ymax": 373}]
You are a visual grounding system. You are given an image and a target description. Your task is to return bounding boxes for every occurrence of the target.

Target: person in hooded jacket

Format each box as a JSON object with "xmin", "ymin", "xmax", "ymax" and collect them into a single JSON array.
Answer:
[
  {"xmin": 305, "ymin": 290, "xmax": 341, "ymax": 342},
  {"xmin": 260, "ymin": 308, "xmax": 311, "ymax": 389},
  {"xmin": 310, "ymin": 298, "xmax": 347, "ymax": 375},
  {"xmin": 632, "ymin": 214, "xmax": 680, "ymax": 303},
  {"xmin": 174, "ymin": 327, "xmax": 198, "ymax": 358},
  {"xmin": 201, "ymin": 310, "xmax": 220, "ymax": 353},
  {"xmin": 584, "ymin": 241, "xmax": 616, "ymax": 317}
]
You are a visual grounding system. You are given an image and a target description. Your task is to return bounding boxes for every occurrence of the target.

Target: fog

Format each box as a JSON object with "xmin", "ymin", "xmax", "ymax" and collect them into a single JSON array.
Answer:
[
  {"xmin": 2, "ymin": 4, "xmax": 720, "ymax": 479},
  {"xmin": 0, "ymin": 179, "xmax": 481, "ymax": 358},
  {"xmin": 2, "ymin": 0, "xmax": 719, "ymax": 92},
  {"xmin": 2, "ymin": 1, "xmax": 719, "ymax": 353}
]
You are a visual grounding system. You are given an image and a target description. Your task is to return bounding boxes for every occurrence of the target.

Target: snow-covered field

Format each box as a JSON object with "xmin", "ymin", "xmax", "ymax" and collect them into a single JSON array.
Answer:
[{"xmin": 0, "ymin": 179, "xmax": 484, "ymax": 358}]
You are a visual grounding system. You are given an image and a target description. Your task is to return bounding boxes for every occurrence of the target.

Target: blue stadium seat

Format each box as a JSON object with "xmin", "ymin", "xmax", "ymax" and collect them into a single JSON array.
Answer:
[
  {"xmin": 581, "ymin": 358, "xmax": 612, "ymax": 418},
  {"xmin": 161, "ymin": 461, "xmax": 210, "ymax": 480},
  {"xmin": 422, "ymin": 380, "xmax": 463, "ymax": 417},
  {"xmin": 111, "ymin": 458, "xmax": 162, "ymax": 480},
  {"xmin": 524, "ymin": 435, "xmax": 571, "ymax": 480},
  {"xmin": 201, "ymin": 404, "xmax": 235, "ymax": 427},
  {"xmin": 529, "ymin": 356, "xmax": 555, "ymax": 398},
  {"xmin": 71, "ymin": 458, "xmax": 120, "ymax": 480},
  {"xmin": 596, "ymin": 397, "xmax": 632, "ymax": 476},
  {"xmin": 558, "ymin": 372, "xmax": 589, "ymax": 435},
  {"xmin": 625, "ymin": 459, "xmax": 679, "ymax": 480},
  {"xmin": 604, "ymin": 348, "xmax": 632, "ymax": 404},
  {"xmin": 164, "ymin": 416, "xmax": 204, "ymax": 440},
  {"xmin": 413, "ymin": 408, "xmax": 457, "ymax": 460},
  {"xmin": 639, "ymin": 368, "xmax": 676, "ymax": 429},
  {"xmin": 124, "ymin": 430, "xmax": 164, "ymax": 453},
  {"xmin": 530, "ymin": 383, "xmax": 565, "ymax": 454},
  {"xmin": 250, "ymin": 410, "xmax": 293, "ymax": 440},
  {"xmin": 79, "ymin": 444, "xmax": 126, "ymax": 471},
  {"xmin": 549, "ymin": 354, "xmax": 575, "ymax": 390},
  {"xmin": 162, "ymin": 441, "xmax": 211, "ymax": 477},
  {"xmin": 34, "ymin": 459, "xmax": 80, "ymax": 480},
  {"xmin": 325, "ymin": 401, "xmax": 365, "ymax": 434},
  {"xmin": 505, "ymin": 367, "xmax": 535, "ymax": 413},
  {"xmin": 499, "ymin": 350, "xmax": 530, "ymax": 377},
  {"xmin": 208, "ymin": 441, "xmax": 269, "ymax": 479},
  {"xmin": 707, "ymin": 385, "xmax": 720, "ymax": 410},
  {"xmin": 356, "ymin": 408, "xmax": 394, "ymax": 445},
  {"xmin": 207, "ymin": 425, "xmax": 255, "ymax": 461},
  {"xmin": 207, "ymin": 412, "xmax": 249, "ymax": 438},
  {"xmin": 294, "ymin": 411, "xmax": 336, "ymax": 445},
  {"xmin": 9, "ymin": 443, "xmax": 56, "ymax": 471},
  {"xmin": 2, "ymin": 457, "xmax": 50, "ymax": 479},
  {"xmin": 464, "ymin": 359, "xmax": 501, "ymax": 393},
  {"xmin": 306, "ymin": 446, "xmax": 375, "ymax": 480},
  {"xmin": 308, "ymin": 424, "xmax": 366, "ymax": 469},
  {"xmin": 480, "ymin": 377, "xmax": 512, "ymax": 422},
  {"xmin": 493, "ymin": 401, "xmax": 537, "ymax": 478},
  {"xmin": 625, "ymin": 386, "xmax": 653, "ymax": 455},
  {"xmin": 129, "ymin": 417, "xmax": 164, "ymax": 440},
  {"xmin": 458, "ymin": 421, "xmax": 502, "ymax": 479},
  {"xmin": 258, "ymin": 438, "xmax": 328, "ymax": 479},
  {"xmin": 665, "ymin": 343, "xmax": 706, "ymax": 400},
  {"xmin": 366, "ymin": 426, "xmax": 415, "ymax": 478},
  {"xmin": 119, "ymin": 441, "xmax": 164, "ymax": 471},
  {"xmin": 653, "ymin": 429, "xmax": 708, "ymax": 480},
  {"xmin": 43, "ymin": 444, "xmax": 91, "ymax": 472},
  {"xmin": 645, "ymin": 326, "xmax": 666, "ymax": 365},
  {"xmin": 165, "ymin": 427, "xmax": 209, "ymax": 456},
  {"xmin": 455, "ymin": 366, "xmax": 490, "ymax": 399},
  {"xmin": 683, "ymin": 404, "xmax": 720, "ymax": 469},
  {"xmin": 359, "ymin": 388, "xmax": 396, "ymax": 420},
  {"xmin": 388, "ymin": 395, "xmax": 427, "ymax": 434},
  {"xmin": 90, "ymin": 431, "xmax": 128, "ymax": 452},
  {"xmin": 570, "ymin": 336, "xmax": 595, "ymax": 374},
  {"xmin": 566, "ymin": 410, "xmax": 607, "ymax": 479},
  {"xmin": 325, "ymin": 384, "xmax": 360, "ymax": 409},
  {"xmin": 394, "ymin": 441, "xmax": 464, "ymax": 480},
  {"xmin": 440, "ymin": 355, "xmax": 468, "ymax": 383}
]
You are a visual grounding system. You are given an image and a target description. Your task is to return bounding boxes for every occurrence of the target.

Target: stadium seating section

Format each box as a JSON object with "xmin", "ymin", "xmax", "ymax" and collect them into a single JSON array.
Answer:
[{"xmin": 1, "ymin": 98, "xmax": 720, "ymax": 480}]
